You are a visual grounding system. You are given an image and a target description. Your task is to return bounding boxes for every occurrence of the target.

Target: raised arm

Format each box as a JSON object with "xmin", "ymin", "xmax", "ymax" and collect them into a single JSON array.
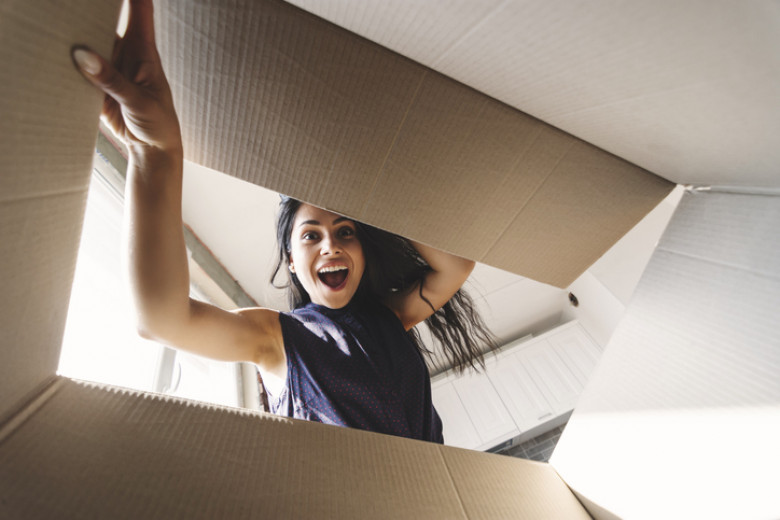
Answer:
[
  {"xmin": 123, "ymin": 142, "xmax": 282, "ymax": 369},
  {"xmin": 72, "ymin": 0, "xmax": 283, "ymax": 373},
  {"xmin": 386, "ymin": 240, "xmax": 475, "ymax": 330}
]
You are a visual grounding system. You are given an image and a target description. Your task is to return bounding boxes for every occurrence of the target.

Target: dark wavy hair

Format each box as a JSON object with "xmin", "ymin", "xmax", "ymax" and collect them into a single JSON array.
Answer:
[{"xmin": 270, "ymin": 197, "xmax": 496, "ymax": 373}]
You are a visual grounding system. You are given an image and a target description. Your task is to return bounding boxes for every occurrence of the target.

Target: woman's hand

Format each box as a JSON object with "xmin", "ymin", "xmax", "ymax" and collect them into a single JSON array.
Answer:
[{"xmin": 72, "ymin": 0, "xmax": 181, "ymax": 157}]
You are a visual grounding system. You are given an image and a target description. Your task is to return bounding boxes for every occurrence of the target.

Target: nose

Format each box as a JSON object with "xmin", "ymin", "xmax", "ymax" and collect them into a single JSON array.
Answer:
[{"xmin": 320, "ymin": 233, "xmax": 343, "ymax": 255}]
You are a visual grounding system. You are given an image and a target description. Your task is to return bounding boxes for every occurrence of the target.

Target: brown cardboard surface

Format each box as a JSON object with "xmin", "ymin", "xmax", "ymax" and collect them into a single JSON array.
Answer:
[
  {"xmin": 4, "ymin": 0, "xmax": 776, "ymax": 518},
  {"xmin": 287, "ymin": 1, "xmax": 780, "ymax": 189},
  {"xmin": 551, "ymin": 191, "xmax": 780, "ymax": 519},
  {"xmin": 0, "ymin": 0, "xmax": 122, "ymax": 425},
  {"xmin": 481, "ymin": 138, "xmax": 672, "ymax": 282},
  {"xmin": 441, "ymin": 447, "xmax": 591, "ymax": 519},
  {"xmin": 0, "ymin": 1, "xmax": 595, "ymax": 518},
  {"xmin": 155, "ymin": 0, "xmax": 673, "ymax": 287},
  {"xmin": 0, "ymin": 378, "xmax": 588, "ymax": 519}
]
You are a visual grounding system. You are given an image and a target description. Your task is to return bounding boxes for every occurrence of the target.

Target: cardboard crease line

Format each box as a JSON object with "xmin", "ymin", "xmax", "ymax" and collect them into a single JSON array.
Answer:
[
  {"xmin": 430, "ymin": 0, "xmax": 512, "ymax": 70},
  {"xmin": 359, "ymin": 70, "xmax": 429, "ymax": 217},
  {"xmin": 434, "ymin": 446, "xmax": 470, "ymax": 519},
  {"xmin": 492, "ymin": 121, "xmax": 545, "ymax": 207},
  {"xmin": 0, "ymin": 185, "xmax": 90, "ymax": 204},
  {"xmin": 0, "ymin": 376, "xmax": 65, "ymax": 447},
  {"xmin": 653, "ymin": 245, "xmax": 780, "ymax": 281},
  {"xmin": 552, "ymin": 467, "xmax": 596, "ymax": 520},
  {"xmin": 482, "ymin": 139, "xmax": 576, "ymax": 261}
]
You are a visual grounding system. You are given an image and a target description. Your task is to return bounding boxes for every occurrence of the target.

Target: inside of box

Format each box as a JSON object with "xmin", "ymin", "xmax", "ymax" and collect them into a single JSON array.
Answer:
[
  {"xmin": 153, "ymin": 0, "xmax": 673, "ymax": 289},
  {"xmin": 2, "ymin": 0, "xmax": 778, "ymax": 518},
  {"xmin": 553, "ymin": 190, "xmax": 780, "ymax": 519},
  {"xmin": 0, "ymin": 0, "xmax": 122, "ymax": 426},
  {"xmin": 1, "ymin": 378, "xmax": 591, "ymax": 518}
]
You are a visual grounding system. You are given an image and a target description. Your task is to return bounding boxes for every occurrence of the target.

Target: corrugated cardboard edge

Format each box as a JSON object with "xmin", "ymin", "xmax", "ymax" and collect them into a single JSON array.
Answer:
[
  {"xmin": 0, "ymin": 0, "xmax": 122, "ymax": 426},
  {"xmin": 0, "ymin": 378, "xmax": 462, "ymax": 519},
  {"xmin": 0, "ymin": 377, "xmax": 65, "ymax": 446},
  {"xmin": 0, "ymin": 377, "xmax": 591, "ymax": 519}
]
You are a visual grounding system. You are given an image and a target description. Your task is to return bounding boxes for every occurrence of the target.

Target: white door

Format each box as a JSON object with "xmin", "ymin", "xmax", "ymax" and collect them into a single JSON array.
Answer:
[
  {"xmin": 518, "ymin": 339, "xmax": 583, "ymax": 416},
  {"xmin": 431, "ymin": 379, "xmax": 481, "ymax": 449},
  {"xmin": 489, "ymin": 351, "xmax": 555, "ymax": 432},
  {"xmin": 451, "ymin": 366, "xmax": 518, "ymax": 449}
]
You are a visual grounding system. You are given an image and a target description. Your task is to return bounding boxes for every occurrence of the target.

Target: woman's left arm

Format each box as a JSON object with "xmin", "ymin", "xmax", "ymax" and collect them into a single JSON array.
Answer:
[{"xmin": 386, "ymin": 240, "xmax": 475, "ymax": 330}]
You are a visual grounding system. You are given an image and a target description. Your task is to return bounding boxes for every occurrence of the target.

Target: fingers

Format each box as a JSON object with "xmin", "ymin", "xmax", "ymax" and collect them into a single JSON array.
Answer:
[
  {"xmin": 72, "ymin": 46, "xmax": 142, "ymax": 109},
  {"xmin": 111, "ymin": 34, "xmax": 123, "ymax": 64},
  {"xmin": 101, "ymin": 95, "xmax": 126, "ymax": 136},
  {"xmin": 126, "ymin": 0, "xmax": 156, "ymax": 45}
]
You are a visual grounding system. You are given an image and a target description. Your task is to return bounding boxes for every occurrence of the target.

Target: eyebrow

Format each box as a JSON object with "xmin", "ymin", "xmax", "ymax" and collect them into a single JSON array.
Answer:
[{"xmin": 297, "ymin": 216, "xmax": 352, "ymax": 228}]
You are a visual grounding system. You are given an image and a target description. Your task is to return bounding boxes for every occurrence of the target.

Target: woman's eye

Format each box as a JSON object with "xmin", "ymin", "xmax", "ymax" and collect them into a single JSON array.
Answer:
[
  {"xmin": 338, "ymin": 227, "xmax": 355, "ymax": 237},
  {"xmin": 302, "ymin": 231, "xmax": 319, "ymax": 241}
]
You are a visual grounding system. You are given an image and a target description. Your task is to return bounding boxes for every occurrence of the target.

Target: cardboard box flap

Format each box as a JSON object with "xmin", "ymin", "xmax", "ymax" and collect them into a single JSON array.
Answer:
[
  {"xmin": 155, "ymin": 0, "xmax": 673, "ymax": 287},
  {"xmin": 0, "ymin": 0, "xmax": 121, "ymax": 425},
  {"xmin": 441, "ymin": 447, "xmax": 590, "ymax": 519},
  {"xmin": 0, "ymin": 377, "xmax": 590, "ymax": 519},
  {"xmin": 286, "ymin": 1, "xmax": 780, "ymax": 189},
  {"xmin": 551, "ymin": 191, "xmax": 780, "ymax": 519}
]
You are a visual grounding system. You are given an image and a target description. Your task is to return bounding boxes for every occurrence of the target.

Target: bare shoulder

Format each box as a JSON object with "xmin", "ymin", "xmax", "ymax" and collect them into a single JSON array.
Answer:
[
  {"xmin": 231, "ymin": 306, "xmax": 285, "ymax": 374},
  {"xmin": 233, "ymin": 306, "xmax": 282, "ymax": 334},
  {"xmin": 232, "ymin": 307, "xmax": 284, "ymax": 357}
]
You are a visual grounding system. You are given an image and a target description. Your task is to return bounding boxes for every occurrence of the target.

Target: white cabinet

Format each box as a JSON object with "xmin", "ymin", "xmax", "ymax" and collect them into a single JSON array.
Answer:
[
  {"xmin": 488, "ymin": 351, "xmax": 554, "ymax": 432},
  {"xmin": 546, "ymin": 326, "xmax": 602, "ymax": 388},
  {"xmin": 431, "ymin": 321, "xmax": 602, "ymax": 451},
  {"xmin": 431, "ymin": 378, "xmax": 481, "ymax": 449},
  {"xmin": 450, "ymin": 360, "xmax": 518, "ymax": 449},
  {"xmin": 516, "ymin": 339, "xmax": 583, "ymax": 415}
]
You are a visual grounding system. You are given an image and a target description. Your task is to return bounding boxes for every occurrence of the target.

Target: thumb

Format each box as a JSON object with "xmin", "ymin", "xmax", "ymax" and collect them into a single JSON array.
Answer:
[{"xmin": 72, "ymin": 46, "xmax": 141, "ymax": 109}]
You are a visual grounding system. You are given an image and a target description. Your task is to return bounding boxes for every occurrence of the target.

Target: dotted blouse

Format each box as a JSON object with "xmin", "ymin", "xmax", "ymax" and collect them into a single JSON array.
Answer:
[{"xmin": 269, "ymin": 298, "xmax": 444, "ymax": 443}]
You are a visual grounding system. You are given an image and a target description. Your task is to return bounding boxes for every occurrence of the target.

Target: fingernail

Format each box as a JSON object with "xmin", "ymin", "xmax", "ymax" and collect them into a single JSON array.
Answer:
[{"xmin": 73, "ymin": 48, "xmax": 102, "ymax": 76}]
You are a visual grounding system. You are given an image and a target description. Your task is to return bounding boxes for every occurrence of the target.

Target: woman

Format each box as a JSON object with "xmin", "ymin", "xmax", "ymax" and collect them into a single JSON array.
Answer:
[{"xmin": 72, "ymin": 0, "xmax": 492, "ymax": 443}]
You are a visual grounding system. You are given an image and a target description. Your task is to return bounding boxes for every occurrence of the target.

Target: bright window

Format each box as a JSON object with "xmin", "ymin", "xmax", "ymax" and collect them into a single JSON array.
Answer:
[{"xmin": 59, "ymin": 152, "xmax": 243, "ymax": 408}]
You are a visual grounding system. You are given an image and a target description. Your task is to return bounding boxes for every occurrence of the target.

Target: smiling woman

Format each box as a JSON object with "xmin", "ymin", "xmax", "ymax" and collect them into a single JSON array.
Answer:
[
  {"xmin": 259, "ymin": 197, "xmax": 495, "ymax": 441},
  {"xmin": 71, "ymin": 0, "xmax": 494, "ymax": 443},
  {"xmin": 287, "ymin": 205, "xmax": 366, "ymax": 310}
]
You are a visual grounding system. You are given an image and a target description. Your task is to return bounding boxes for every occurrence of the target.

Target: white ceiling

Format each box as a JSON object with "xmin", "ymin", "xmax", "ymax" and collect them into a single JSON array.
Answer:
[{"xmin": 287, "ymin": 0, "xmax": 780, "ymax": 189}]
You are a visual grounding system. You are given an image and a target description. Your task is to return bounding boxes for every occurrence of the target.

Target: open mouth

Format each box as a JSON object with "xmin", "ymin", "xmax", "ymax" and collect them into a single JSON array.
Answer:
[{"xmin": 317, "ymin": 265, "xmax": 349, "ymax": 289}]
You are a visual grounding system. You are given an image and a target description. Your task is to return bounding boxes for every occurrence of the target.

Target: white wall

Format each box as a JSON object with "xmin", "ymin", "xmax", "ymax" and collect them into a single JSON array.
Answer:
[
  {"xmin": 562, "ymin": 186, "xmax": 684, "ymax": 346},
  {"xmin": 552, "ymin": 190, "xmax": 780, "ymax": 520}
]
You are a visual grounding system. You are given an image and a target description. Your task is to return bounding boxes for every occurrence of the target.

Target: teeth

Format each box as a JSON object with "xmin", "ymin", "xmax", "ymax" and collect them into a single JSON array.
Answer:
[{"xmin": 318, "ymin": 265, "xmax": 348, "ymax": 274}]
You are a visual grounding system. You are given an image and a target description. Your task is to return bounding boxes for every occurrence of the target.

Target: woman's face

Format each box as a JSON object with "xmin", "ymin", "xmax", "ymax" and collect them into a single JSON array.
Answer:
[{"xmin": 288, "ymin": 204, "xmax": 365, "ymax": 309}]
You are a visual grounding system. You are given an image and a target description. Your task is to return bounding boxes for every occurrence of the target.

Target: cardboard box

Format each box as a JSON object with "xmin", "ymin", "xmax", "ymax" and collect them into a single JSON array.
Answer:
[
  {"xmin": 1, "ymin": 0, "xmax": 778, "ymax": 518},
  {"xmin": 152, "ymin": 0, "xmax": 673, "ymax": 289}
]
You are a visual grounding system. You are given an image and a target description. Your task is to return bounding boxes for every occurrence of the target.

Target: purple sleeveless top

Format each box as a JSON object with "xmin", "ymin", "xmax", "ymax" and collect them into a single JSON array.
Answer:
[{"xmin": 269, "ymin": 299, "xmax": 443, "ymax": 443}]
